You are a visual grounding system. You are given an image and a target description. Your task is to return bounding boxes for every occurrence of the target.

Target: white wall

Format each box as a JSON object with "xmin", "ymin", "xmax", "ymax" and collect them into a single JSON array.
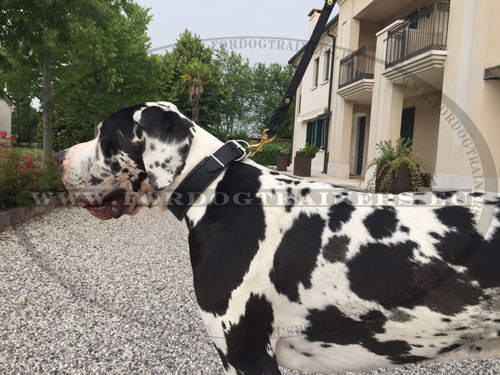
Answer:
[{"xmin": 0, "ymin": 100, "xmax": 12, "ymax": 136}]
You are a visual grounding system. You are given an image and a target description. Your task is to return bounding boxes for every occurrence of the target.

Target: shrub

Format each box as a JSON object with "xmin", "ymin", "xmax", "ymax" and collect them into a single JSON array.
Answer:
[
  {"xmin": 251, "ymin": 142, "xmax": 290, "ymax": 166},
  {"xmin": 365, "ymin": 138, "xmax": 434, "ymax": 192},
  {"xmin": 295, "ymin": 143, "xmax": 319, "ymax": 158},
  {"xmin": 0, "ymin": 131, "xmax": 65, "ymax": 208}
]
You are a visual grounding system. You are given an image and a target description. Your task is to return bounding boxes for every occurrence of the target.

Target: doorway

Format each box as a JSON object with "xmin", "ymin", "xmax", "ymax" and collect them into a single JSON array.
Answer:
[{"xmin": 401, "ymin": 107, "xmax": 415, "ymax": 142}]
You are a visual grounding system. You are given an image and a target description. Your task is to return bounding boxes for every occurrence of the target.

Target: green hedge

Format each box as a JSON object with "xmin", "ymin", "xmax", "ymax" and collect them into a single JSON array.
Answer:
[{"xmin": 251, "ymin": 142, "xmax": 290, "ymax": 167}]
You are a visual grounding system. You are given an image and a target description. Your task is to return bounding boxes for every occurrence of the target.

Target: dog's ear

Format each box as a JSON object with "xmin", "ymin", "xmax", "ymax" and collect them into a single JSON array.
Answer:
[{"xmin": 135, "ymin": 106, "xmax": 194, "ymax": 191}]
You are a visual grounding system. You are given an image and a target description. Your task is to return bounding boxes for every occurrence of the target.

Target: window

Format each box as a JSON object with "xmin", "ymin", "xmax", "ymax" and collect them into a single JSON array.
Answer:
[
  {"xmin": 298, "ymin": 94, "xmax": 302, "ymax": 114},
  {"xmin": 313, "ymin": 57, "xmax": 320, "ymax": 86},
  {"xmin": 306, "ymin": 119, "xmax": 326, "ymax": 149},
  {"xmin": 324, "ymin": 49, "xmax": 331, "ymax": 81}
]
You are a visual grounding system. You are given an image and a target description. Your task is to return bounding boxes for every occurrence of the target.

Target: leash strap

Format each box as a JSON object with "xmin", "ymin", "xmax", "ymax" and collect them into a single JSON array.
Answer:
[
  {"xmin": 266, "ymin": 0, "xmax": 336, "ymax": 138},
  {"xmin": 167, "ymin": 141, "xmax": 247, "ymax": 220}
]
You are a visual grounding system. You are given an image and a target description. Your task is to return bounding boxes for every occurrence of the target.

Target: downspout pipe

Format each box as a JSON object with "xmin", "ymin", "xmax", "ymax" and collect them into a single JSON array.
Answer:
[{"xmin": 323, "ymin": 29, "xmax": 336, "ymax": 174}]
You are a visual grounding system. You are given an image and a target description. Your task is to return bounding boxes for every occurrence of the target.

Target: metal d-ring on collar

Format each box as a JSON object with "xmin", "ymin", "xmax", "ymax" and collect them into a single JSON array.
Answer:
[{"xmin": 167, "ymin": 140, "xmax": 250, "ymax": 221}]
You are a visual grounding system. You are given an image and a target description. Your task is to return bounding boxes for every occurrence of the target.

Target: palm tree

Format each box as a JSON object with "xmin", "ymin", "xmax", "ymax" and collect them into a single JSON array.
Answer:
[{"xmin": 181, "ymin": 60, "xmax": 212, "ymax": 123}]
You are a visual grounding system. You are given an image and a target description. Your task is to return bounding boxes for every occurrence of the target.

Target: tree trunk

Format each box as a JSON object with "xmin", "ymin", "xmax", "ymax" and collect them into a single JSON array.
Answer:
[
  {"xmin": 93, "ymin": 113, "xmax": 101, "ymax": 137},
  {"xmin": 41, "ymin": 52, "xmax": 53, "ymax": 167},
  {"xmin": 192, "ymin": 89, "xmax": 200, "ymax": 123}
]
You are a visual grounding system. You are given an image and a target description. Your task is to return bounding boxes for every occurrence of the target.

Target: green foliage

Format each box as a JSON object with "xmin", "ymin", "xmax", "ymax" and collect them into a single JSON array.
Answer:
[
  {"xmin": 161, "ymin": 30, "xmax": 221, "ymax": 128},
  {"xmin": 212, "ymin": 47, "xmax": 253, "ymax": 140},
  {"xmin": 295, "ymin": 143, "xmax": 319, "ymax": 158},
  {"xmin": 251, "ymin": 63, "xmax": 295, "ymax": 139},
  {"xmin": 365, "ymin": 138, "xmax": 434, "ymax": 192},
  {"xmin": 251, "ymin": 142, "xmax": 291, "ymax": 167},
  {"xmin": 278, "ymin": 145, "xmax": 290, "ymax": 156},
  {"xmin": 53, "ymin": 1, "xmax": 161, "ymax": 140}
]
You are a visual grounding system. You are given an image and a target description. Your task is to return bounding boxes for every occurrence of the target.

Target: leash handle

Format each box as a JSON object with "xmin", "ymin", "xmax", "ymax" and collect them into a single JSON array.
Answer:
[{"xmin": 265, "ymin": 0, "xmax": 336, "ymax": 139}]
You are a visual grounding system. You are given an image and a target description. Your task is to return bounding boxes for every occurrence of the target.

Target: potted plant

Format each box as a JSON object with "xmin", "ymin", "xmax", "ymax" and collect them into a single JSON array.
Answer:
[
  {"xmin": 294, "ymin": 144, "xmax": 319, "ymax": 177},
  {"xmin": 276, "ymin": 146, "xmax": 290, "ymax": 171},
  {"xmin": 365, "ymin": 138, "xmax": 434, "ymax": 194}
]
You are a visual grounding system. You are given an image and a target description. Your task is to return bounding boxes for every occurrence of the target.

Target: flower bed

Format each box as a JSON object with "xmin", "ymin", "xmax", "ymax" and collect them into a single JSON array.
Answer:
[{"xmin": 0, "ymin": 131, "xmax": 65, "ymax": 209}]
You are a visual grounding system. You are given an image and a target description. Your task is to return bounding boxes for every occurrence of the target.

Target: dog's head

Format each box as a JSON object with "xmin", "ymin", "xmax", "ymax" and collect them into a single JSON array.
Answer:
[{"xmin": 56, "ymin": 102, "xmax": 194, "ymax": 220}]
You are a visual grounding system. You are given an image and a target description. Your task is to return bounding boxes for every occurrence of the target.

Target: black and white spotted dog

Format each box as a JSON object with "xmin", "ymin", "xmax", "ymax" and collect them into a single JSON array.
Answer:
[{"xmin": 57, "ymin": 102, "xmax": 500, "ymax": 374}]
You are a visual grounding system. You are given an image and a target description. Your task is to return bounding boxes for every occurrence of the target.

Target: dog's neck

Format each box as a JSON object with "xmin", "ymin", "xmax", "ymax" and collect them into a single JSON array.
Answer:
[{"xmin": 166, "ymin": 124, "xmax": 224, "ymax": 194}]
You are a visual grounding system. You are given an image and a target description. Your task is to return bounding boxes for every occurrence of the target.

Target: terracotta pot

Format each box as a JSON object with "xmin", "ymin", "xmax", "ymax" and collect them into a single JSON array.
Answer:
[
  {"xmin": 294, "ymin": 156, "xmax": 312, "ymax": 177},
  {"xmin": 375, "ymin": 163, "xmax": 413, "ymax": 194},
  {"xmin": 276, "ymin": 155, "xmax": 288, "ymax": 171}
]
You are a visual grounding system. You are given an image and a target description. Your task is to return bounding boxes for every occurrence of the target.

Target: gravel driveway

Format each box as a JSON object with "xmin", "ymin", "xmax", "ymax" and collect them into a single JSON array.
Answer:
[{"xmin": 1, "ymin": 207, "xmax": 499, "ymax": 374}]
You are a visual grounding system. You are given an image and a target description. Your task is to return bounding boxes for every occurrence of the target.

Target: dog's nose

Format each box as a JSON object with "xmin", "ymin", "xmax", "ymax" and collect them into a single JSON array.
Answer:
[{"xmin": 55, "ymin": 150, "xmax": 68, "ymax": 167}]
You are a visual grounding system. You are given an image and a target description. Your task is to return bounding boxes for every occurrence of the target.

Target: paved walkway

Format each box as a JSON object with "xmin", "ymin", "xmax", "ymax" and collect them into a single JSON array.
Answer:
[{"xmin": 1, "ymin": 208, "xmax": 499, "ymax": 374}]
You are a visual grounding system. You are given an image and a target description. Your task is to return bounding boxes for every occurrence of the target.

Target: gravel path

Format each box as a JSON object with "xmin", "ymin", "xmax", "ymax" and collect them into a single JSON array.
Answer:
[{"xmin": 1, "ymin": 207, "xmax": 499, "ymax": 374}]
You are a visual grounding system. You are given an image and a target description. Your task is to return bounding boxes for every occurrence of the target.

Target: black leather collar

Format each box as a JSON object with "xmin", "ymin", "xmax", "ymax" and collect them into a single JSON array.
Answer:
[{"xmin": 167, "ymin": 141, "xmax": 247, "ymax": 221}]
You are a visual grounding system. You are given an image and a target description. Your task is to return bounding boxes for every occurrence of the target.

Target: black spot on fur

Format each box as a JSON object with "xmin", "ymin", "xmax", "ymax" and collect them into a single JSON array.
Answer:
[
  {"xmin": 131, "ymin": 172, "xmax": 147, "ymax": 192},
  {"xmin": 224, "ymin": 294, "xmax": 280, "ymax": 374},
  {"xmin": 323, "ymin": 235, "xmax": 350, "ymax": 263},
  {"xmin": 270, "ymin": 171, "xmax": 280, "ymax": 176},
  {"xmin": 438, "ymin": 343, "xmax": 461, "ymax": 354},
  {"xmin": 400, "ymin": 225, "xmax": 410, "ymax": 234},
  {"xmin": 270, "ymin": 213, "xmax": 325, "ymax": 303},
  {"xmin": 213, "ymin": 345, "xmax": 229, "ymax": 371},
  {"xmin": 364, "ymin": 206, "xmax": 399, "ymax": 239},
  {"xmin": 277, "ymin": 178, "xmax": 293, "ymax": 185},
  {"xmin": 304, "ymin": 307, "xmax": 427, "ymax": 364},
  {"xmin": 301, "ymin": 352, "xmax": 313, "ymax": 357},
  {"xmin": 414, "ymin": 200, "xmax": 425, "ymax": 205},
  {"xmin": 149, "ymin": 144, "xmax": 156, "ymax": 151},
  {"xmin": 434, "ymin": 191, "xmax": 456, "ymax": 200},
  {"xmin": 348, "ymin": 240, "xmax": 482, "ymax": 315},
  {"xmin": 285, "ymin": 187, "xmax": 295, "ymax": 213},
  {"xmin": 154, "ymin": 161, "xmax": 160, "ymax": 167},
  {"xmin": 434, "ymin": 206, "xmax": 500, "ymax": 289},
  {"xmin": 321, "ymin": 344, "xmax": 332, "ymax": 348},
  {"xmin": 301, "ymin": 188, "xmax": 311, "ymax": 197},
  {"xmin": 161, "ymin": 163, "xmax": 167, "ymax": 169},
  {"xmin": 442, "ymin": 318, "xmax": 452, "ymax": 322},
  {"xmin": 434, "ymin": 333, "xmax": 447, "ymax": 337},
  {"xmin": 90, "ymin": 176, "xmax": 103, "ymax": 186},
  {"xmin": 188, "ymin": 164, "xmax": 265, "ymax": 316},
  {"xmin": 328, "ymin": 200, "xmax": 355, "ymax": 232},
  {"xmin": 110, "ymin": 161, "xmax": 121, "ymax": 173}
]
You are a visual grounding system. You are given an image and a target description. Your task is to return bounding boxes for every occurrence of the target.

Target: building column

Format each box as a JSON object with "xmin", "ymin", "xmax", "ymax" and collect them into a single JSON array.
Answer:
[
  {"xmin": 329, "ymin": 98, "xmax": 353, "ymax": 178},
  {"xmin": 365, "ymin": 20, "xmax": 405, "ymax": 184},
  {"xmin": 327, "ymin": 0, "xmax": 360, "ymax": 178}
]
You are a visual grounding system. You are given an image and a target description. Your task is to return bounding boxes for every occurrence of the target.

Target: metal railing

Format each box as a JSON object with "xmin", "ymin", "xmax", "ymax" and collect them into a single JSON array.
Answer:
[
  {"xmin": 339, "ymin": 45, "xmax": 377, "ymax": 89},
  {"xmin": 484, "ymin": 65, "xmax": 500, "ymax": 80},
  {"xmin": 386, "ymin": 3, "xmax": 450, "ymax": 69}
]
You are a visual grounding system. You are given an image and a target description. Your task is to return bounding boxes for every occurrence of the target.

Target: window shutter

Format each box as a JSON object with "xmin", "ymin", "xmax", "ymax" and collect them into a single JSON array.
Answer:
[
  {"xmin": 306, "ymin": 122, "xmax": 313, "ymax": 144},
  {"xmin": 315, "ymin": 120, "xmax": 323, "ymax": 148}
]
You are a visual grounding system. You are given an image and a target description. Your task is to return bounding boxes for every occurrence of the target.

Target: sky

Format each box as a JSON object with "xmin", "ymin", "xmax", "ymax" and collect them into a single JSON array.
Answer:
[{"xmin": 136, "ymin": 0, "xmax": 339, "ymax": 65}]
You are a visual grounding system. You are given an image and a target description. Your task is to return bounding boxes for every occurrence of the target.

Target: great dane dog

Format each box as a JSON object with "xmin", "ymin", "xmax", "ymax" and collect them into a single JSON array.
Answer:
[{"xmin": 56, "ymin": 102, "xmax": 500, "ymax": 374}]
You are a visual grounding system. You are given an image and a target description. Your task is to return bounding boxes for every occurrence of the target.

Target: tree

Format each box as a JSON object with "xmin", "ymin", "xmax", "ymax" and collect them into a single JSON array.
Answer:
[
  {"xmin": 213, "ymin": 47, "xmax": 253, "ymax": 139},
  {"xmin": 161, "ymin": 30, "xmax": 222, "ymax": 127},
  {"xmin": 250, "ymin": 63, "xmax": 295, "ymax": 139},
  {"xmin": 181, "ymin": 60, "xmax": 213, "ymax": 123},
  {"xmin": 0, "ymin": 48, "xmax": 40, "ymax": 144},
  {"xmin": 0, "ymin": 0, "xmax": 77, "ymax": 166},
  {"xmin": 53, "ymin": 1, "xmax": 162, "ymax": 137}
]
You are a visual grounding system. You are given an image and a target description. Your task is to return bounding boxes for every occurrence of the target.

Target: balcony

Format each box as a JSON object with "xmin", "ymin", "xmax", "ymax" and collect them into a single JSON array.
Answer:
[
  {"xmin": 383, "ymin": 3, "xmax": 450, "ymax": 82},
  {"xmin": 338, "ymin": 45, "xmax": 376, "ymax": 102}
]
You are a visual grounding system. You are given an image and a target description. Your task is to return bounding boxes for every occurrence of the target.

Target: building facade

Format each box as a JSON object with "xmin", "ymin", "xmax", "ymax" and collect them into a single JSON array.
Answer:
[
  {"xmin": 290, "ymin": 0, "xmax": 500, "ymax": 191},
  {"xmin": 0, "ymin": 94, "xmax": 14, "ymax": 137}
]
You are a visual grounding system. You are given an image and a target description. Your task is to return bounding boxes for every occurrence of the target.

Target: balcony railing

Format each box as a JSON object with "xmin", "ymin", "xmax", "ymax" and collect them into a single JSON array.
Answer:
[
  {"xmin": 339, "ymin": 45, "xmax": 376, "ymax": 89},
  {"xmin": 386, "ymin": 3, "xmax": 450, "ymax": 69},
  {"xmin": 485, "ymin": 65, "xmax": 500, "ymax": 80}
]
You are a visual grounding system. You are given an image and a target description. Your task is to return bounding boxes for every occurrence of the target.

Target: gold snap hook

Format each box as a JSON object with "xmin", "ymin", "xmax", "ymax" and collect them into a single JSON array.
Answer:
[
  {"xmin": 285, "ymin": 98, "xmax": 291, "ymax": 104},
  {"xmin": 327, "ymin": 0, "xmax": 333, "ymax": 5},
  {"xmin": 247, "ymin": 129, "xmax": 276, "ymax": 157}
]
